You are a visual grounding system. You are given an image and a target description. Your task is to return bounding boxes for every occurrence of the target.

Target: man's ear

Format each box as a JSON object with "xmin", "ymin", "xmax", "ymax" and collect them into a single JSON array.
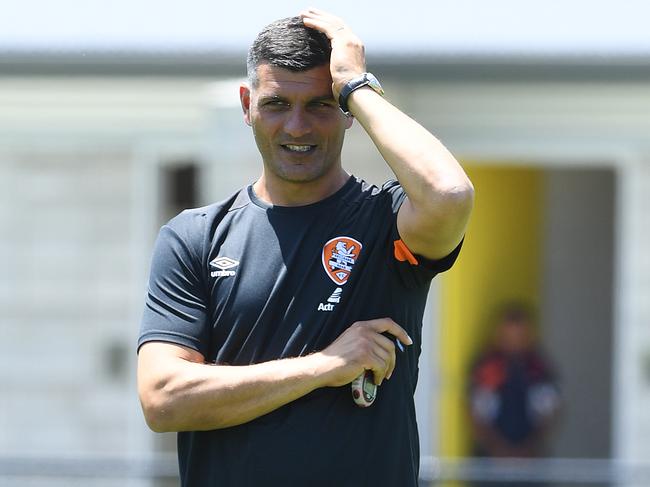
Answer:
[
  {"xmin": 239, "ymin": 83, "xmax": 252, "ymax": 126},
  {"xmin": 344, "ymin": 114, "xmax": 354, "ymax": 130}
]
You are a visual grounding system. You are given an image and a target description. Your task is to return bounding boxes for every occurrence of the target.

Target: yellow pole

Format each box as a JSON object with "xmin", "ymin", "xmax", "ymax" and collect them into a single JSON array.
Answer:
[{"xmin": 438, "ymin": 165, "xmax": 542, "ymax": 484}]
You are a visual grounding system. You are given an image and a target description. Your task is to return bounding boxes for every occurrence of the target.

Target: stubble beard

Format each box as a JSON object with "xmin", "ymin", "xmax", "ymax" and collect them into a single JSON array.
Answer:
[
  {"xmin": 255, "ymin": 136, "xmax": 342, "ymax": 185},
  {"xmin": 264, "ymin": 153, "xmax": 337, "ymax": 184}
]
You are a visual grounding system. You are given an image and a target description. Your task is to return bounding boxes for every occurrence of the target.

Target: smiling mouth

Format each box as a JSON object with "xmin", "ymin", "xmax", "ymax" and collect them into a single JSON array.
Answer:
[{"xmin": 281, "ymin": 144, "xmax": 317, "ymax": 154}]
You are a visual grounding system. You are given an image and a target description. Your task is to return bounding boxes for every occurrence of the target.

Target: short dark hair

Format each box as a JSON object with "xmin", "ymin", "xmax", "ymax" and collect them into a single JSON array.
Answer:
[
  {"xmin": 500, "ymin": 302, "xmax": 533, "ymax": 325},
  {"xmin": 246, "ymin": 16, "xmax": 331, "ymax": 86}
]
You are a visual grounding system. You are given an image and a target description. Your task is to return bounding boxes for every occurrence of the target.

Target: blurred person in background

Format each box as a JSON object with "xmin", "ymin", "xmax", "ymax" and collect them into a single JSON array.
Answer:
[
  {"xmin": 469, "ymin": 303, "xmax": 561, "ymax": 485},
  {"xmin": 136, "ymin": 8, "xmax": 473, "ymax": 487}
]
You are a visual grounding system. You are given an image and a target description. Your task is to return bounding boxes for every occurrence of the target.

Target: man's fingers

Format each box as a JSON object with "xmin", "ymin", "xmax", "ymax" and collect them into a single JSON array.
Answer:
[
  {"xmin": 301, "ymin": 7, "xmax": 343, "ymax": 24},
  {"xmin": 368, "ymin": 347, "xmax": 393, "ymax": 386},
  {"xmin": 300, "ymin": 8, "xmax": 367, "ymax": 97},
  {"xmin": 367, "ymin": 334, "xmax": 398, "ymax": 385},
  {"xmin": 300, "ymin": 10, "xmax": 348, "ymax": 39},
  {"xmin": 300, "ymin": 17, "xmax": 342, "ymax": 39},
  {"xmin": 373, "ymin": 333, "xmax": 396, "ymax": 356},
  {"xmin": 351, "ymin": 318, "xmax": 411, "ymax": 382},
  {"xmin": 367, "ymin": 318, "xmax": 413, "ymax": 347},
  {"xmin": 320, "ymin": 317, "xmax": 409, "ymax": 388}
]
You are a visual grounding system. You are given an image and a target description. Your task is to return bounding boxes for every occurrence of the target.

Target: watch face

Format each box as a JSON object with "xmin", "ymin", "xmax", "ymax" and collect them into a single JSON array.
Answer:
[{"xmin": 365, "ymin": 73, "xmax": 385, "ymax": 96}]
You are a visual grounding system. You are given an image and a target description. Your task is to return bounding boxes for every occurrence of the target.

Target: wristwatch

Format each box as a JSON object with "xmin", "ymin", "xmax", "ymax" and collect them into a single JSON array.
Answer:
[{"xmin": 338, "ymin": 72, "xmax": 384, "ymax": 116}]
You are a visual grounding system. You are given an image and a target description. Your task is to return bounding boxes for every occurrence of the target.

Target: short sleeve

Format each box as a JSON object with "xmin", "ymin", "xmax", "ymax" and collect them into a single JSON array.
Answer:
[
  {"xmin": 381, "ymin": 180, "xmax": 463, "ymax": 288},
  {"xmin": 137, "ymin": 211, "xmax": 210, "ymax": 356}
]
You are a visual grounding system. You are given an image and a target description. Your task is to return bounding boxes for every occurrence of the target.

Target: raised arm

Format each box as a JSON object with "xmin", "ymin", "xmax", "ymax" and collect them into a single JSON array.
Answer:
[{"xmin": 302, "ymin": 9, "xmax": 474, "ymax": 260}]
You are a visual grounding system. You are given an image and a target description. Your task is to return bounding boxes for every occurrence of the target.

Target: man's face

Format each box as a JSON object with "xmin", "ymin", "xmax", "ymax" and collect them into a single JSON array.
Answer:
[
  {"xmin": 498, "ymin": 319, "xmax": 533, "ymax": 355},
  {"xmin": 240, "ymin": 63, "xmax": 353, "ymax": 184}
]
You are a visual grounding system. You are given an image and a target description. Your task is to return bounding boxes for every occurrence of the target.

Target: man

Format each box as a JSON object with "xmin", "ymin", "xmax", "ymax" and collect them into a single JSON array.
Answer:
[
  {"xmin": 469, "ymin": 305, "xmax": 560, "ymax": 486},
  {"xmin": 138, "ymin": 9, "xmax": 473, "ymax": 486}
]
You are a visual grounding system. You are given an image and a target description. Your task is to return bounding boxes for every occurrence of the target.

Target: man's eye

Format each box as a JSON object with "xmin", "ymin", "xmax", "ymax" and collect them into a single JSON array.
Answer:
[
  {"xmin": 265, "ymin": 100, "xmax": 287, "ymax": 107},
  {"xmin": 310, "ymin": 101, "xmax": 334, "ymax": 109}
]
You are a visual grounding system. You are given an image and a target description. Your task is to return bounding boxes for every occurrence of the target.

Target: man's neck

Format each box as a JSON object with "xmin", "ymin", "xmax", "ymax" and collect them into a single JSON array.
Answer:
[{"xmin": 253, "ymin": 170, "xmax": 350, "ymax": 207}]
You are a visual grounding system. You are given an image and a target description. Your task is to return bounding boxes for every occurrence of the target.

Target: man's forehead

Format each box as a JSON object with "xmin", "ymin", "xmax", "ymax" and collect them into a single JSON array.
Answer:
[{"xmin": 254, "ymin": 64, "xmax": 333, "ymax": 93}]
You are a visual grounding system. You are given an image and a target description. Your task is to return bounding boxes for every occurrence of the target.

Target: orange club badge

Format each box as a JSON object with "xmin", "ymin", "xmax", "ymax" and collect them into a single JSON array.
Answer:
[{"xmin": 322, "ymin": 236, "xmax": 363, "ymax": 285}]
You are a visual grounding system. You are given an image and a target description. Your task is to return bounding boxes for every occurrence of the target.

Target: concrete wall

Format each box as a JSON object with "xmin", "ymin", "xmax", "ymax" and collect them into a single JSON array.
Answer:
[
  {"xmin": 541, "ymin": 168, "xmax": 615, "ymax": 458},
  {"xmin": 0, "ymin": 147, "xmax": 137, "ymax": 455},
  {"xmin": 0, "ymin": 78, "xmax": 223, "ymax": 485},
  {"xmin": 1, "ymin": 74, "xmax": 650, "ymax": 483},
  {"xmin": 615, "ymin": 159, "xmax": 650, "ymax": 464},
  {"xmin": 395, "ymin": 79, "xmax": 650, "ymax": 465}
]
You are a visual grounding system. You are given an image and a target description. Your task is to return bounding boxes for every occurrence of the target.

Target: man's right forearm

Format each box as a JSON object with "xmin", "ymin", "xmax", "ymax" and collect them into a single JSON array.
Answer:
[
  {"xmin": 139, "ymin": 348, "xmax": 334, "ymax": 432},
  {"xmin": 138, "ymin": 318, "xmax": 410, "ymax": 432}
]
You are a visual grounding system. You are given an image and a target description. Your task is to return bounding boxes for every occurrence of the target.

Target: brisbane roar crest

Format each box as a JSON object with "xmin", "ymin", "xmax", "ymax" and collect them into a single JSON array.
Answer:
[{"xmin": 322, "ymin": 236, "xmax": 363, "ymax": 285}]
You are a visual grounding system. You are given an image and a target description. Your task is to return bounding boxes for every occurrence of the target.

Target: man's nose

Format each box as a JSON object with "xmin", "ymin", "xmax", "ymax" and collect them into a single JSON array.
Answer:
[{"xmin": 284, "ymin": 107, "xmax": 311, "ymax": 138}]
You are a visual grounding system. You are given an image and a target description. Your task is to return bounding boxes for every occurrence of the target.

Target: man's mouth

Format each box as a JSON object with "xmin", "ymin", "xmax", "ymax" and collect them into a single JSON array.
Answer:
[{"xmin": 281, "ymin": 144, "xmax": 317, "ymax": 154}]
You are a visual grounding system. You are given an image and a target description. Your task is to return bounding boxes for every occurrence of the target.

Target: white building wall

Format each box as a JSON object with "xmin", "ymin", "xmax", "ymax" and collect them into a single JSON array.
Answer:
[
  {"xmin": 615, "ymin": 159, "xmax": 650, "ymax": 465},
  {"xmin": 0, "ymin": 77, "xmax": 223, "ymax": 485},
  {"xmin": 0, "ymin": 148, "xmax": 134, "ymax": 455},
  {"xmin": 395, "ymin": 80, "xmax": 650, "ymax": 467},
  {"xmin": 542, "ymin": 168, "xmax": 615, "ymax": 458},
  {"xmin": 1, "ymin": 74, "xmax": 649, "ymax": 483}
]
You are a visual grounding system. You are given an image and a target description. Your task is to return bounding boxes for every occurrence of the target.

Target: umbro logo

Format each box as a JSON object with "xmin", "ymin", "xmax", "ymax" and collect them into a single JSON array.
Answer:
[{"xmin": 210, "ymin": 256, "xmax": 239, "ymax": 277}]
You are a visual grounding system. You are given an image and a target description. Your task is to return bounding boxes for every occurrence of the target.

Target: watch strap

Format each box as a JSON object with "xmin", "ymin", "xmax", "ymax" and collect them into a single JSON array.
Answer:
[{"xmin": 338, "ymin": 73, "xmax": 382, "ymax": 115}]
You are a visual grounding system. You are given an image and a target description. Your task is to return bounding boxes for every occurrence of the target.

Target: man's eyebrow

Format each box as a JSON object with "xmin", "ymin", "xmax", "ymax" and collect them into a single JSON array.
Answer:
[
  {"xmin": 258, "ymin": 94, "xmax": 286, "ymax": 103},
  {"xmin": 310, "ymin": 94, "xmax": 336, "ymax": 103},
  {"xmin": 257, "ymin": 94, "xmax": 336, "ymax": 104}
]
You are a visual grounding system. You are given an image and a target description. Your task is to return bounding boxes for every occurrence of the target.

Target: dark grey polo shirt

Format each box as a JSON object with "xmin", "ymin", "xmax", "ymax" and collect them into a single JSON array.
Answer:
[{"xmin": 139, "ymin": 176, "xmax": 461, "ymax": 487}]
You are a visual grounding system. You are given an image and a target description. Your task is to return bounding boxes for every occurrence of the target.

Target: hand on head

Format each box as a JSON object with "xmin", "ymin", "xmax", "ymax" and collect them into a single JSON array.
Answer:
[{"xmin": 300, "ymin": 8, "xmax": 367, "ymax": 98}]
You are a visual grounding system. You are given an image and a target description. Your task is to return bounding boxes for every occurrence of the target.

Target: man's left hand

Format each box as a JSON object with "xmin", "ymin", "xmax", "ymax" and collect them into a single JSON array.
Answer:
[{"xmin": 300, "ymin": 8, "xmax": 366, "ymax": 99}]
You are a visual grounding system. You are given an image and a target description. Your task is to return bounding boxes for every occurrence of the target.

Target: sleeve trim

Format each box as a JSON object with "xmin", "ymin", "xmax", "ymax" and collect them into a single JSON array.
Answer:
[
  {"xmin": 393, "ymin": 239, "xmax": 419, "ymax": 265},
  {"xmin": 137, "ymin": 332, "xmax": 205, "ymax": 356}
]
